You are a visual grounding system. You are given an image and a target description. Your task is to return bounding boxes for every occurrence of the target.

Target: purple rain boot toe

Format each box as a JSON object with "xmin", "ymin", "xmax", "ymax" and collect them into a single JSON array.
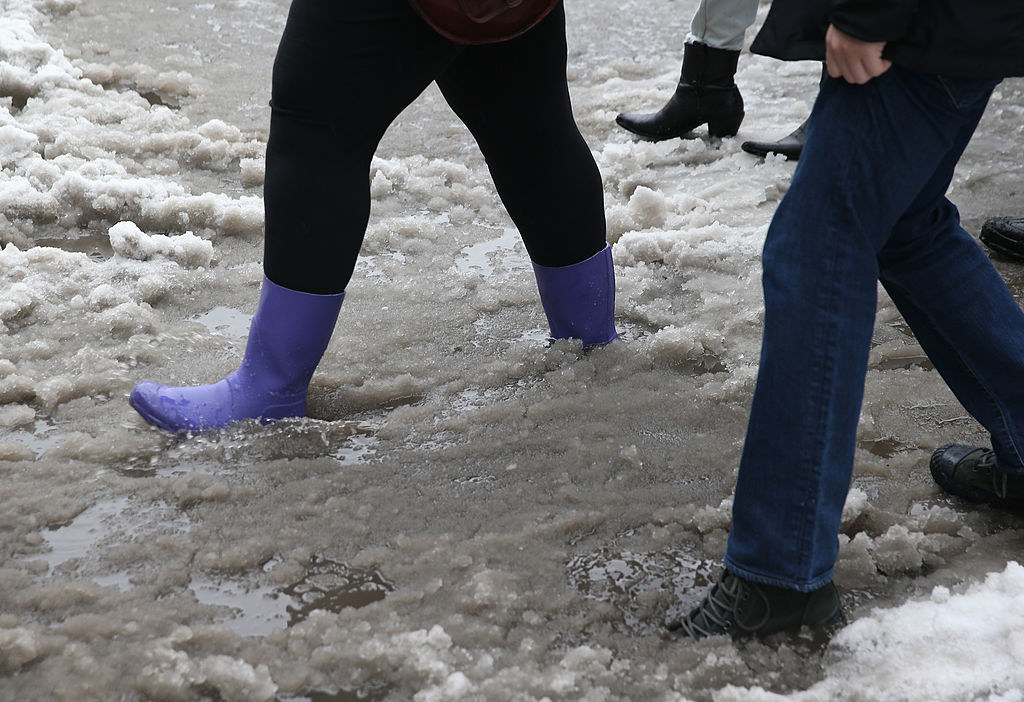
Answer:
[
  {"xmin": 130, "ymin": 377, "xmax": 244, "ymax": 433},
  {"xmin": 129, "ymin": 381, "xmax": 184, "ymax": 433}
]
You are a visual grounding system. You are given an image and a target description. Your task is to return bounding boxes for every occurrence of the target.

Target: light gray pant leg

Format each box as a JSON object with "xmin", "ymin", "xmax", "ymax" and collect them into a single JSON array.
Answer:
[{"xmin": 687, "ymin": 0, "xmax": 759, "ymax": 51}]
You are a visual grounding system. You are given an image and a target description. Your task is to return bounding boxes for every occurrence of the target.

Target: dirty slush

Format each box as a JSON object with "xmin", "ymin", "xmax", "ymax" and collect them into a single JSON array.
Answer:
[{"xmin": 2, "ymin": 0, "xmax": 1024, "ymax": 700}]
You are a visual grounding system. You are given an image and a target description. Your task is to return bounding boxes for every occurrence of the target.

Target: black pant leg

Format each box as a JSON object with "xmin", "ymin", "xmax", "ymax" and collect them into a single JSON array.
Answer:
[
  {"xmin": 262, "ymin": 0, "xmax": 458, "ymax": 293},
  {"xmin": 435, "ymin": 3, "xmax": 607, "ymax": 267}
]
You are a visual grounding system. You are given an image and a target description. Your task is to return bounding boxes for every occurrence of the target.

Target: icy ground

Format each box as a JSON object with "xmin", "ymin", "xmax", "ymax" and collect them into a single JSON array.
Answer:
[{"xmin": 2, "ymin": 0, "xmax": 1024, "ymax": 700}]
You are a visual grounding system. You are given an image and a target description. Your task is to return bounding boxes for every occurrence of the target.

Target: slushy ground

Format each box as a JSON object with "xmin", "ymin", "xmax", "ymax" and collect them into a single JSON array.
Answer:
[{"xmin": 2, "ymin": 0, "xmax": 1024, "ymax": 700}]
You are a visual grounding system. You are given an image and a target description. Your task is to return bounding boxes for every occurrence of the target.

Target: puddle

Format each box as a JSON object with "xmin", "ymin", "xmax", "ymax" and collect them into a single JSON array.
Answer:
[
  {"xmin": 852, "ymin": 475, "xmax": 888, "ymax": 500},
  {"xmin": 453, "ymin": 474, "xmax": 496, "ymax": 487},
  {"xmin": 455, "ymin": 227, "xmax": 527, "ymax": 276},
  {"xmin": 333, "ymin": 426, "xmax": 378, "ymax": 464},
  {"xmin": 516, "ymin": 327, "xmax": 553, "ymax": 344},
  {"xmin": 41, "ymin": 496, "xmax": 134, "ymax": 571},
  {"xmin": 3, "ymin": 419, "xmax": 71, "ymax": 459},
  {"xmin": 34, "ymin": 232, "xmax": 114, "ymax": 261},
  {"xmin": 858, "ymin": 436, "xmax": 916, "ymax": 459},
  {"xmin": 161, "ymin": 419, "xmax": 378, "ymax": 466},
  {"xmin": 875, "ymin": 354, "xmax": 934, "ymax": 372},
  {"xmin": 192, "ymin": 306, "xmax": 251, "ymax": 338},
  {"xmin": 358, "ymin": 251, "xmax": 407, "ymax": 279},
  {"xmin": 39, "ymin": 495, "xmax": 192, "ymax": 590},
  {"xmin": 116, "ymin": 419, "xmax": 378, "ymax": 476},
  {"xmin": 191, "ymin": 556, "xmax": 393, "ymax": 637},
  {"xmin": 279, "ymin": 684, "xmax": 391, "ymax": 702},
  {"xmin": 565, "ymin": 548, "xmax": 716, "ymax": 632},
  {"xmin": 449, "ymin": 387, "xmax": 506, "ymax": 413},
  {"xmin": 278, "ymin": 556, "xmax": 393, "ymax": 627},
  {"xmin": 139, "ymin": 89, "xmax": 180, "ymax": 109}
]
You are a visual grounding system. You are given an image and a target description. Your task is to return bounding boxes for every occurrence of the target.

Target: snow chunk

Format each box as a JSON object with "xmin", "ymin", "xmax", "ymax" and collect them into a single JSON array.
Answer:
[
  {"xmin": 108, "ymin": 221, "xmax": 213, "ymax": 267},
  {"xmin": 0, "ymin": 124, "xmax": 39, "ymax": 166},
  {"xmin": 138, "ymin": 639, "xmax": 277, "ymax": 702},
  {"xmin": 414, "ymin": 671, "xmax": 474, "ymax": 701},
  {"xmin": 239, "ymin": 157, "xmax": 264, "ymax": 187},
  {"xmin": 199, "ymin": 655, "xmax": 278, "ymax": 702},
  {"xmin": 692, "ymin": 498, "xmax": 733, "ymax": 534},
  {"xmin": 0, "ymin": 442, "xmax": 34, "ymax": 461},
  {"xmin": 0, "ymin": 627, "xmax": 43, "ymax": 671},
  {"xmin": 626, "ymin": 186, "xmax": 668, "ymax": 229},
  {"xmin": 840, "ymin": 487, "xmax": 869, "ymax": 527},
  {"xmin": 0, "ymin": 404, "xmax": 34, "ymax": 427},
  {"xmin": 196, "ymin": 119, "xmax": 241, "ymax": 142}
]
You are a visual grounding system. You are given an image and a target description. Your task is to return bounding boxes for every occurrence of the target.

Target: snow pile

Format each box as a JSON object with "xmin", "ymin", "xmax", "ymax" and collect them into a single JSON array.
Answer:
[
  {"xmin": 0, "ymin": 0, "xmax": 85, "ymax": 102},
  {"xmin": 0, "ymin": 240, "xmax": 222, "ymax": 413},
  {"xmin": 138, "ymin": 628, "xmax": 277, "ymax": 702},
  {"xmin": 720, "ymin": 562, "xmax": 1024, "ymax": 701},
  {"xmin": 0, "ymin": 0, "xmax": 263, "ymax": 240},
  {"xmin": 283, "ymin": 614, "xmax": 647, "ymax": 702}
]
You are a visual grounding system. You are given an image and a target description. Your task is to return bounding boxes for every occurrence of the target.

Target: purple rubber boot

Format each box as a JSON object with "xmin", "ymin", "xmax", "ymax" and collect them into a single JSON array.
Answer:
[
  {"xmin": 532, "ymin": 244, "xmax": 618, "ymax": 346},
  {"xmin": 130, "ymin": 275, "xmax": 344, "ymax": 433}
]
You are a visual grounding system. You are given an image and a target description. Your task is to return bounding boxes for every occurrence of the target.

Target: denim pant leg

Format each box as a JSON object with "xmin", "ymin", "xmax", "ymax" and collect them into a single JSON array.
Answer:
[
  {"xmin": 878, "ymin": 103, "xmax": 1024, "ymax": 475},
  {"xmin": 687, "ymin": 0, "xmax": 759, "ymax": 51},
  {"xmin": 724, "ymin": 68, "xmax": 998, "ymax": 591}
]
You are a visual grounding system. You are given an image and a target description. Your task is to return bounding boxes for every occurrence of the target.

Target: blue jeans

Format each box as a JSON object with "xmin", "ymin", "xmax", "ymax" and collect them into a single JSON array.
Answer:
[{"xmin": 724, "ymin": 67, "xmax": 1023, "ymax": 591}]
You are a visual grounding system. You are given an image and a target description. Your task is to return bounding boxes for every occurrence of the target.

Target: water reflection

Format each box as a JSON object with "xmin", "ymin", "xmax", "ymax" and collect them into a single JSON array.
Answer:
[
  {"xmin": 190, "ymin": 556, "xmax": 393, "ymax": 637},
  {"xmin": 566, "ymin": 547, "xmax": 716, "ymax": 632},
  {"xmin": 34, "ymin": 232, "xmax": 114, "ymax": 261}
]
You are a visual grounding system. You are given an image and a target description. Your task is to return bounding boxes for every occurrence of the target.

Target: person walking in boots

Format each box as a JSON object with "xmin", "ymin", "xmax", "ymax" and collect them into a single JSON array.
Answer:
[
  {"xmin": 616, "ymin": 0, "xmax": 754, "ymax": 141},
  {"xmin": 129, "ymin": 0, "xmax": 618, "ymax": 434},
  {"xmin": 615, "ymin": 0, "xmax": 813, "ymax": 160},
  {"xmin": 668, "ymin": 0, "xmax": 1024, "ymax": 639}
]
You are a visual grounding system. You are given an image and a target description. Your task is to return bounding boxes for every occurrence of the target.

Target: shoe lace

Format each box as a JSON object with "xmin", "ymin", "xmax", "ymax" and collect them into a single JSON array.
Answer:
[
  {"xmin": 973, "ymin": 451, "xmax": 1008, "ymax": 498},
  {"xmin": 670, "ymin": 572, "xmax": 747, "ymax": 639}
]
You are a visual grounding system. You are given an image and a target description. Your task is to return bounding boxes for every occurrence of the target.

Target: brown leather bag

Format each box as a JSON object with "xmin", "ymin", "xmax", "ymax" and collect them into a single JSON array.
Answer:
[{"xmin": 409, "ymin": 0, "xmax": 560, "ymax": 44}]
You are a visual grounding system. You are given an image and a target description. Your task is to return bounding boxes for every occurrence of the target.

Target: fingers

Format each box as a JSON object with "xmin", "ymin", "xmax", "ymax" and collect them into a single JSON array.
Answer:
[{"xmin": 825, "ymin": 24, "xmax": 891, "ymax": 85}]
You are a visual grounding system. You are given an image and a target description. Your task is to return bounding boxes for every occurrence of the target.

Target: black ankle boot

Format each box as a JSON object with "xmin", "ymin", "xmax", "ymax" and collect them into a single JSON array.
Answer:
[
  {"xmin": 740, "ymin": 118, "xmax": 808, "ymax": 161},
  {"xmin": 667, "ymin": 570, "xmax": 844, "ymax": 640},
  {"xmin": 616, "ymin": 42, "xmax": 744, "ymax": 141}
]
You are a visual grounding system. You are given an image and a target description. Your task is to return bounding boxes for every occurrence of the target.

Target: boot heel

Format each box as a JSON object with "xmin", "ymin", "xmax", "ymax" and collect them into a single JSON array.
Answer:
[{"xmin": 708, "ymin": 112, "xmax": 744, "ymax": 138}]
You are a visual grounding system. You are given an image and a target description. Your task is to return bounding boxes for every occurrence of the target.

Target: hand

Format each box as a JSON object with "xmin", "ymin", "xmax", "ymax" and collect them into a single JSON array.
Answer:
[{"xmin": 825, "ymin": 24, "xmax": 891, "ymax": 84}]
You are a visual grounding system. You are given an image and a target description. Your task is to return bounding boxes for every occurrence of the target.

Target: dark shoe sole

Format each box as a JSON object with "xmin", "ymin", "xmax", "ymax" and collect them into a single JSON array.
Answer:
[
  {"xmin": 615, "ymin": 114, "xmax": 742, "ymax": 141},
  {"xmin": 740, "ymin": 139, "xmax": 802, "ymax": 160},
  {"xmin": 740, "ymin": 122, "xmax": 807, "ymax": 161},
  {"xmin": 615, "ymin": 113, "xmax": 695, "ymax": 142},
  {"xmin": 980, "ymin": 219, "xmax": 1024, "ymax": 262}
]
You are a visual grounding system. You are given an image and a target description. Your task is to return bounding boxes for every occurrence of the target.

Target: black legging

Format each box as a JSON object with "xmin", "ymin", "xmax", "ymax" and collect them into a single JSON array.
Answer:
[{"xmin": 262, "ymin": 0, "xmax": 607, "ymax": 294}]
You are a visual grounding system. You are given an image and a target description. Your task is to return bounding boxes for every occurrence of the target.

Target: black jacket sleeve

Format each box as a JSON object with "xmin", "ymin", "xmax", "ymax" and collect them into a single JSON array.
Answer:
[
  {"xmin": 752, "ymin": 0, "xmax": 1024, "ymax": 78},
  {"xmin": 830, "ymin": 0, "xmax": 919, "ymax": 43},
  {"xmin": 749, "ymin": 0, "xmax": 828, "ymax": 62}
]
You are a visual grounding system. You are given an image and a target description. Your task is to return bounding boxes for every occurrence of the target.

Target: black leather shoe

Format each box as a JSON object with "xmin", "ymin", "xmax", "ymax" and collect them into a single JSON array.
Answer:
[
  {"xmin": 979, "ymin": 217, "xmax": 1024, "ymax": 262},
  {"xmin": 741, "ymin": 118, "xmax": 808, "ymax": 161},
  {"xmin": 667, "ymin": 569, "xmax": 844, "ymax": 640},
  {"xmin": 930, "ymin": 443, "xmax": 1024, "ymax": 510},
  {"xmin": 616, "ymin": 42, "xmax": 744, "ymax": 141}
]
